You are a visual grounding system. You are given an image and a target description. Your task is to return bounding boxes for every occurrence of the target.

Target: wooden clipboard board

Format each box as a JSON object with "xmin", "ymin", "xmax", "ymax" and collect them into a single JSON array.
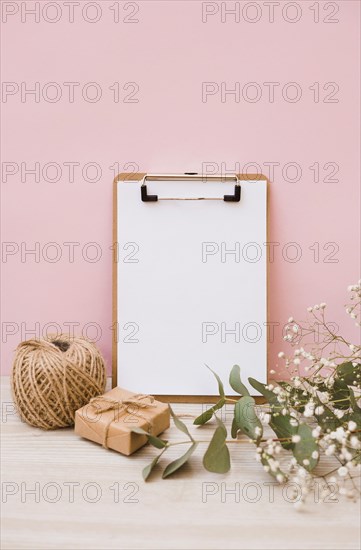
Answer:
[{"xmin": 113, "ymin": 172, "xmax": 269, "ymax": 403}]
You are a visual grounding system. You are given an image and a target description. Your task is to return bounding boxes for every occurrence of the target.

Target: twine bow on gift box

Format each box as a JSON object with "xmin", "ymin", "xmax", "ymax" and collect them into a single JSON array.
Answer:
[{"xmin": 88, "ymin": 394, "xmax": 157, "ymax": 449}]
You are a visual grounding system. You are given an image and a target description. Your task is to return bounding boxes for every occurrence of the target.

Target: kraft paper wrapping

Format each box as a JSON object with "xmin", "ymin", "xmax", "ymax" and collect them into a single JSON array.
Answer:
[{"xmin": 74, "ymin": 387, "xmax": 170, "ymax": 456}]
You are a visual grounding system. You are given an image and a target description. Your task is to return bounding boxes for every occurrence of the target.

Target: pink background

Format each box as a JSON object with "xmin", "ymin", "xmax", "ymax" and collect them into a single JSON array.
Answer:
[{"xmin": 1, "ymin": 0, "xmax": 360, "ymax": 376}]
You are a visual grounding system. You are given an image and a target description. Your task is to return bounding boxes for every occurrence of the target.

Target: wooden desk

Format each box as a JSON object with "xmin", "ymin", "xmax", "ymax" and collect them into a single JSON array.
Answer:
[{"xmin": 1, "ymin": 378, "xmax": 359, "ymax": 549}]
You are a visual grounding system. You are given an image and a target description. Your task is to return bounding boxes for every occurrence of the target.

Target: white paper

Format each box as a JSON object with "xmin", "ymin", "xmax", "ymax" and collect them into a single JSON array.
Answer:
[{"xmin": 117, "ymin": 178, "xmax": 267, "ymax": 395}]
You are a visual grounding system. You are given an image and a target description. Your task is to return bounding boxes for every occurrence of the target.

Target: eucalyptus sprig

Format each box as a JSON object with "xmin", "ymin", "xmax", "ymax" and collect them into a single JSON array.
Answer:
[
  {"xmin": 133, "ymin": 407, "xmax": 199, "ymax": 480},
  {"xmin": 135, "ymin": 281, "xmax": 361, "ymax": 506}
]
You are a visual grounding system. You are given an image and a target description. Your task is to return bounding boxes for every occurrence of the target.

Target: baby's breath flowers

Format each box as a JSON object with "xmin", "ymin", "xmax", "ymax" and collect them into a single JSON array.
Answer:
[
  {"xmin": 260, "ymin": 281, "xmax": 361, "ymax": 505},
  {"xmin": 138, "ymin": 283, "xmax": 361, "ymax": 507}
]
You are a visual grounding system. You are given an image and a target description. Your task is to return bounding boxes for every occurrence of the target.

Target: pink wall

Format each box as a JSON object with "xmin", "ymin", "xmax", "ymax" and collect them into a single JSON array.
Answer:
[{"xmin": 1, "ymin": 1, "xmax": 360, "ymax": 376}]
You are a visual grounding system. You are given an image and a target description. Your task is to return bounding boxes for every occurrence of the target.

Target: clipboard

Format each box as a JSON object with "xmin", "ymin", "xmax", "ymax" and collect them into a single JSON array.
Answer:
[{"xmin": 113, "ymin": 173, "xmax": 268, "ymax": 402}]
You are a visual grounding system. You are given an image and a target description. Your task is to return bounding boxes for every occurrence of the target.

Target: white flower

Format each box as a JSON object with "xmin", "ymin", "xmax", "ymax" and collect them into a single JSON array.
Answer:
[
  {"xmin": 319, "ymin": 392, "xmax": 330, "ymax": 403},
  {"xmin": 292, "ymin": 435, "xmax": 301, "ymax": 443},
  {"xmin": 325, "ymin": 444, "xmax": 336, "ymax": 456},
  {"xmin": 312, "ymin": 451, "xmax": 319, "ymax": 459},
  {"xmin": 325, "ymin": 377, "xmax": 334, "ymax": 388},
  {"xmin": 337, "ymin": 466, "xmax": 348, "ymax": 477},
  {"xmin": 288, "ymin": 317, "xmax": 294, "ymax": 323},
  {"xmin": 334, "ymin": 409, "xmax": 344, "ymax": 419},
  {"xmin": 255, "ymin": 426, "xmax": 262, "ymax": 436},
  {"xmin": 304, "ymin": 402, "xmax": 315, "ymax": 417},
  {"xmin": 270, "ymin": 369, "xmax": 276, "ymax": 374},
  {"xmin": 320, "ymin": 303, "xmax": 326, "ymax": 309},
  {"xmin": 350, "ymin": 436, "xmax": 360, "ymax": 449},
  {"xmin": 303, "ymin": 459, "xmax": 310, "ymax": 466},
  {"xmin": 298, "ymin": 467, "xmax": 307, "ymax": 478},
  {"xmin": 292, "ymin": 325, "xmax": 299, "ymax": 333},
  {"xmin": 312, "ymin": 426, "xmax": 321, "ymax": 438},
  {"xmin": 348, "ymin": 421, "xmax": 357, "ymax": 432},
  {"xmin": 276, "ymin": 474, "xmax": 284, "ymax": 483},
  {"xmin": 331, "ymin": 426, "xmax": 346, "ymax": 443},
  {"xmin": 314, "ymin": 304, "xmax": 319, "ymax": 310},
  {"xmin": 315, "ymin": 406, "xmax": 324, "ymax": 415},
  {"xmin": 293, "ymin": 358, "xmax": 301, "ymax": 365},
  {"xmin": 269, "ymin": 459, "xmax": 280, "ymax": 472},
  {"xmin": 307, "ymin": 307, "xmax": 313, "ymax": 312}
]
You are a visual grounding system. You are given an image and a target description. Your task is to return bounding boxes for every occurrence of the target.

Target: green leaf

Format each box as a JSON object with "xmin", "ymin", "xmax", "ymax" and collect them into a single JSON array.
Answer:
[
  {"xmin": 193, "ymin": 366, "xmax": 226, "ymax": 425},
  {"xmin": 330, "ymin": 378, "xmax": 351, "ymax": 410},
  {"xmin": 203, "ymin": 419, "xmax": 231, "ymax": 474},
  {"xmin": 248, "ymin": 378, "xmax": 295, "ymax": 447},
  {"xmin": 169, "ymin": 406, "xmax": 194, "ymax": 441},
  {"xmin": 349, "ymin": 387, "xmax": 361, "ymax": 413},
  {"xmin": 231, "ymin": 417, "xmax": 239, "ymax": 439},
  {"xmin": 131, "ymin": 427, "xmax": 168, "ymax": 449},
  {"xmin": 248, "ymin": 378, "xmax": 279, "ymax": 407},
  {"xmin": 349, "ymin": 387, "xmax": 359, "ymax": 410},
  {"xmin": 269, "ymin": 413, "xmax": 297, "ymax": 450},
  {"xmin": 205, "ymin": 365, "xmax": 225, "ymax": 398},
  {"xmin": 193, "ymin": 398, "xmax": 225, "ymax": 425},
  {"xmin": 292, "ymin": 423, "xmax": 319, "ymax": 472},
  {"xmin": 142, "ymin": 451, "xmax": 165, "ymax": 481},
  {"xmin": 162, "ymin": 443, "xmax": 198, "ymax": 478},
  {"xmin": 344, "ymin": 410, "xmax": 361, "ymax": 430},
  {"xmin": 234, "ymin": 396, "xmax": 263, "ymax": 441},
  {"xmin": 336, "ymin": 362, "xmax": 361, "ymax": 387},
  {"xmin": 343, "ymin": 390, "xmax": 361, "ymax": 429},
  {"xmin": 229, "ymin": 365, "xmax": 250, "ymax": 396}
]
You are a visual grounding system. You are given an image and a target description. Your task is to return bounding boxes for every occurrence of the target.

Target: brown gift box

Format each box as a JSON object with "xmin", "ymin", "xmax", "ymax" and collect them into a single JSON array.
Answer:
[{"xmin": 74, "ymin": 387, "xmax": 170, "ymax": 456}]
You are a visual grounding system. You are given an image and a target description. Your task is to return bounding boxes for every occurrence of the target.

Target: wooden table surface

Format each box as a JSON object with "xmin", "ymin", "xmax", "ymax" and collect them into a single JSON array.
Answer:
[{"xmin": 1, "ymin": 377, "xmax": 360, "ymax": 550}]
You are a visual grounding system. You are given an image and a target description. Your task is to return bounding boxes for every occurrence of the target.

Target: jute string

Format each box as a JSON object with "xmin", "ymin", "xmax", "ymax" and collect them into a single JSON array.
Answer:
[
  {"xmin": 88, "ymin": 394, "xmax": 156, "ymax": 449},
  {"xmin": 11, "ymin": 335, "xmax": 106, "ymax": 430}
]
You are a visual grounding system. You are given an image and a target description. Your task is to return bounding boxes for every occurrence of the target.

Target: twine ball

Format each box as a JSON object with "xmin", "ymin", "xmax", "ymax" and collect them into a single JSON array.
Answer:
[{"xmin": 11, "ymin": 334, "xmax": 106, "ymax": 430}]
